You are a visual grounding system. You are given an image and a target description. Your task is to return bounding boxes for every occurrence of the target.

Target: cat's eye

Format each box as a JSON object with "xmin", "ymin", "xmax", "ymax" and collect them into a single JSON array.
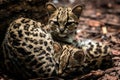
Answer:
[
  {"xmin": 75, "ymin": 22, "xmax": 78, "ymax": 25},
  {"xmin": 53, "ymin": 21, "xmax": 59, "ymax": 26},
  {"xmin": 65, "ymin": 22, "xmax": 73, "ymax": 26},
  {"xmin": 65, "ymin": 22, "xmax": 78, "ymax": 26},
  {"xmin": 50, "ymin": 20, "xmax": 59, "ymax": 25}
]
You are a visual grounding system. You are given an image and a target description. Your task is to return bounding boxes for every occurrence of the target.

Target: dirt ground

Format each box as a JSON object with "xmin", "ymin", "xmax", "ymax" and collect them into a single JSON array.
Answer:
[{"xmin": 0, "ymin": 0, "xmax": 120, "ymax": 80}]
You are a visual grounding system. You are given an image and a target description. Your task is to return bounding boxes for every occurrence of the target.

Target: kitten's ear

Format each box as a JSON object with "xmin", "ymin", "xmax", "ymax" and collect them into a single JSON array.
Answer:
[
  {"xmin": 72, "ymin": 4, "xmax": 84, "ymax": 18},
  {"xmin": 73, "ymin": 50, "xmax": 85, "ymax": 64},
  {"xmin": 46, "ymin": 2, "xmax": 57, "ymax": 14}
]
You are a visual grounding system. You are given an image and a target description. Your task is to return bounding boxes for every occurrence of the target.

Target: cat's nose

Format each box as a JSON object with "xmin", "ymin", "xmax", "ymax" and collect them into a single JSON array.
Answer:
[{"xmin": 60, "ymin": 28, "xmax": 64, "ymax": 33}]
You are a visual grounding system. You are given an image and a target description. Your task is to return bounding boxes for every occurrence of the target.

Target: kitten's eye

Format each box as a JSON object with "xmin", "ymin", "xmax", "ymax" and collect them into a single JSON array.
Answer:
[
  {"xmin": 53, "ymin": 21, "xmax": 59, "ymax": 26},
  {"xmin": 50, "ymin": 20, "xmax": 59, "ymax": 25},
  {"xmin": 75, "ymin": 22, "xmax": 78, "ymax": 25},
  {"xmin": 66, "ymin": 22, "xmax": 73, "ymax": 26}
]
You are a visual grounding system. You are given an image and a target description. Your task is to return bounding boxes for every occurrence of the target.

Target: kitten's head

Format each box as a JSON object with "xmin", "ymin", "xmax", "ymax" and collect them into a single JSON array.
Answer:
[{"xmin": 46, "ymin": 3, "xmax": 84, "ymax": 38}]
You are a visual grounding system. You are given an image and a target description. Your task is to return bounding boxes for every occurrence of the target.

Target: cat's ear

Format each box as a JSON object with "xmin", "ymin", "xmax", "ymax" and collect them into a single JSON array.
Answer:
[
  {"xmin": 73, "ymin": 50, "xmax": 85, "ymax": 64},
  {"xmin": 72, "ymin": 4, "xmax": 84, "ymax": 18},
  {"xmin": 46, "ymin": 2, "xmax": 57, "ymax": 14}
]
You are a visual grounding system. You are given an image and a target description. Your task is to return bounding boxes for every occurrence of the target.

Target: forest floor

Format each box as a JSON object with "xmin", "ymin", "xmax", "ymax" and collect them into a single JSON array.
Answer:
[{"xmin": 74, "ymin": 1, "xmax": 120, "ymax": 80}]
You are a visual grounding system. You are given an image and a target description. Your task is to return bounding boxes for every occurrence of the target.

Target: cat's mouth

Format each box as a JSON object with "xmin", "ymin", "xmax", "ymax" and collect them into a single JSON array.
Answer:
[{"xmin": 58, "ymin": 34, "xmax": 67, "ymax": 37}]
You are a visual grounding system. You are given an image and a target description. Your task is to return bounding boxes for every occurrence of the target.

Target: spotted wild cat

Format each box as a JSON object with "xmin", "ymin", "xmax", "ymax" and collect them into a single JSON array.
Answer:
[{"xmin": 0, "ymin": 2, "xmax": 113, "ymax": 79}]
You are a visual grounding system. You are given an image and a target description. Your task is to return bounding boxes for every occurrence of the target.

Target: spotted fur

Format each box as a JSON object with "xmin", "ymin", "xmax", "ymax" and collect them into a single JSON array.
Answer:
[
  {"xmin": 77, "ymin": 40, "xmax": 113, "ymax": 73},
  {"xmin": 1, "ymin": 17, "xmax": 85, "ymax": 79},
  {"xmin": 53, "ymin": 42, "xmax": 85, "ymax": 76},
  {"xmin": 1, "ymin": 18, "xmax": 57, "ymax": 79},
  {"xmin": 1, "ymin": 3, "xmax": 113, "ymax": 79},
  {"xmin": 46, "ymin": 2, "xmax": 83, "ymax": 44},
  {"xmin": 53, "ymin": 41, "xmax": 112, "ymax": 78},
  {"xmin": 46, "ymin": 2, "xmax": 113, "ymax": 77}
]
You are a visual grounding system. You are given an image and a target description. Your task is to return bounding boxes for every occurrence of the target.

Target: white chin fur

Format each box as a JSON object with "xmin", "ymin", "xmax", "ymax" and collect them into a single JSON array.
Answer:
[{"xmin": 58, "ymin": 34, "xmax": 66, "ymax": 37}]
